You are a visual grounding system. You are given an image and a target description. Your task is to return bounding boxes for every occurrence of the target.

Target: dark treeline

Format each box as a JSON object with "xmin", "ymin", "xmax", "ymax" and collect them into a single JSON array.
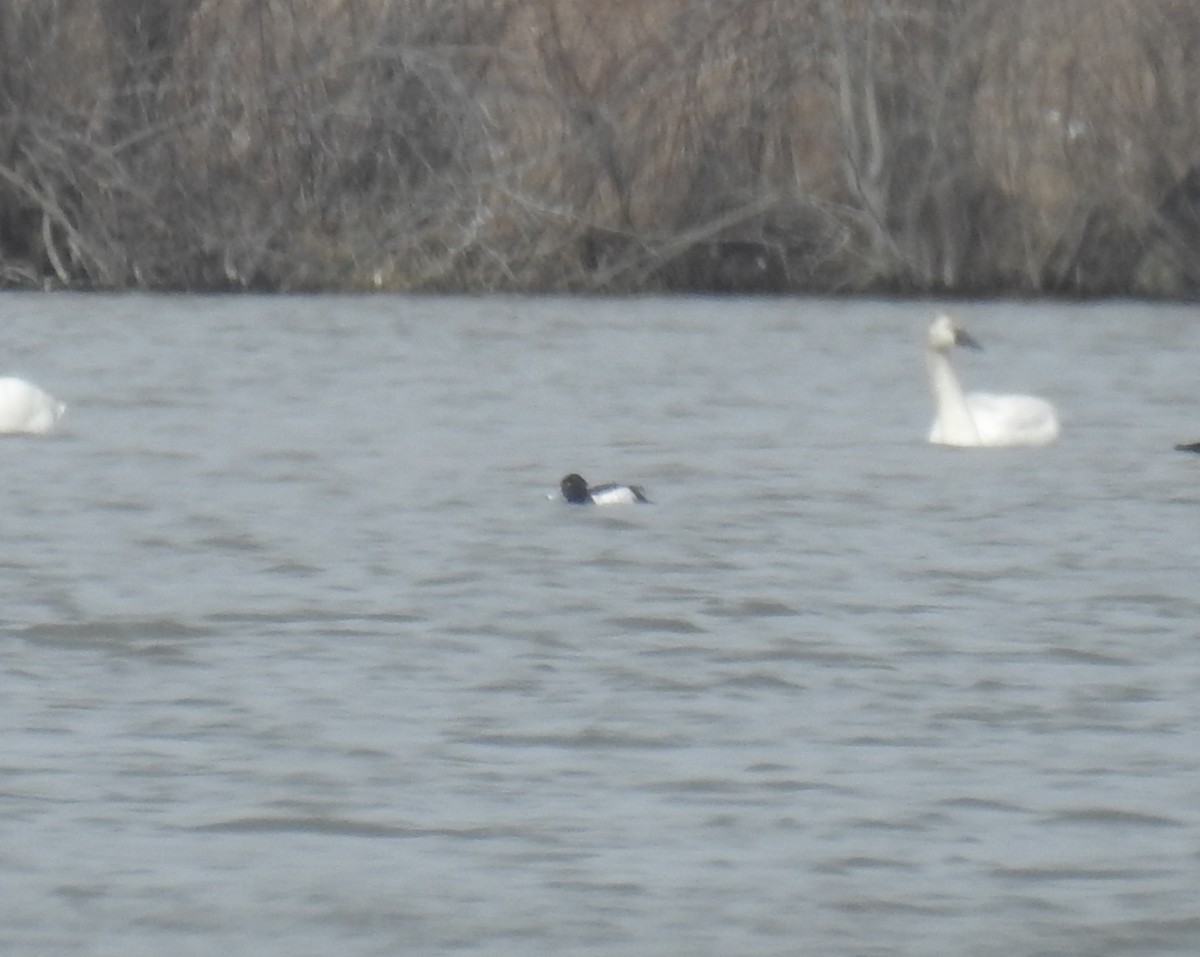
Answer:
[{"xmin": 3, "ymin": 0, "xmax": 1200, "ymax": 296}]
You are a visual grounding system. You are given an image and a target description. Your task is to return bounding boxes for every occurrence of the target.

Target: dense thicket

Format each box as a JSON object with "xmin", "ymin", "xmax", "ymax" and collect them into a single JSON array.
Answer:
[{"xmin": 2, "ymin": 0, "xmax": 1200, "ymax": 295}]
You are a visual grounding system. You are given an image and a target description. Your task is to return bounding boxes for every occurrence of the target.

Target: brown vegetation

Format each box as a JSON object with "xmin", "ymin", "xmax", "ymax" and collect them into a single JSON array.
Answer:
[{"xmin": 2, "ymin": 0, "xmax": 1200, "ymax": 295}]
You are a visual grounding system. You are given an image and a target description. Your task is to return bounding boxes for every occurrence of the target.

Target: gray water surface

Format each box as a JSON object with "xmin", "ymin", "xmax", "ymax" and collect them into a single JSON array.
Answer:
[{"xmin": 2, "ymin": 294, "xmax": 1199, "ymax": 956}]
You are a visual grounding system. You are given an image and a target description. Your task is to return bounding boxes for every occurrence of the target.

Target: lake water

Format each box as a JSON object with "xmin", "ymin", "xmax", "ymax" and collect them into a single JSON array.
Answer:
[{"xmin": 2, "ymin": 293, "xmax": 1199, "ymax": 956}]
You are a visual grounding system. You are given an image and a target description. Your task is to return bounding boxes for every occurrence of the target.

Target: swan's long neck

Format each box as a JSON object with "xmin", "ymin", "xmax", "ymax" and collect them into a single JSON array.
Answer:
[{"xmin": 927, "ymin": 347, "xmax": 981, "ymax": 445}]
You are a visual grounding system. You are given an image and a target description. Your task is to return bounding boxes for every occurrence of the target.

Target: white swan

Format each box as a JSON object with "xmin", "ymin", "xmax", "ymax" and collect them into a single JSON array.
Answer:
[
  {"xmin": 0, "ymin": 377, "xmax": 66, "ymax": 435},
  {"xmin": 925, "ymin": 313, "xmax": 1058, "ymax": 448}
]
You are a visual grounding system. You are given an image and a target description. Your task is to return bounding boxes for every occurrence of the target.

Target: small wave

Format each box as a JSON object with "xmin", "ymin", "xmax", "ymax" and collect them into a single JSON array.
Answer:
[
  {"xmin": 992, "ymin": 864, "xmax": 1165, "ymax": 882},
  {"xmin": 1048, "ymin": 806, "xmax": 1185, "ymax": 828},
  {"xmin": 17, "ymin": 618, "xmax": 210, "ymax": 660},
  {"xmin": 203, "ymin": 608, "xmax": 425, "ymax": 629},
  {"xmin": 704, "ymin": 597, "xmax": 798, "ymax": 618},
  {"xmin": 813, "ymin": 855, "xmax": 916, "ymax": 875},
  {"xmin": 605, "ymin": 615, "xmax": 704, "ymax": 634},
  {"xmin": 457, "ymin": 728, "xmax": 682, "ymax": 750},
  {"xmin": 190, "ymin": 817, "xmax": 524, "ymax": 840}
]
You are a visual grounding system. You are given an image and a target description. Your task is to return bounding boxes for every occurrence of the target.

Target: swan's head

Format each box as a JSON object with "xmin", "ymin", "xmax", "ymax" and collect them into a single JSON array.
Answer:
[{"xmin": 927, "ymin": 313, "xmax": 982, "ymax": 353}]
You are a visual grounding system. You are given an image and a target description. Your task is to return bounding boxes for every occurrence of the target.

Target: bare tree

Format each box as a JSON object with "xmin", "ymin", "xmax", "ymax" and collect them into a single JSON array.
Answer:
[{"xmin": 2, "ymin": 0, "xmax": 1200, "ymax": 295}]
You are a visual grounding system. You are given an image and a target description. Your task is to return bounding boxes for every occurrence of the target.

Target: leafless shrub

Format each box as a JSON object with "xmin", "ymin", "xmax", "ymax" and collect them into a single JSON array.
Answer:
[{"xmin": 1, "ymin": 0, "xmax": 1199, "ymax": 294}]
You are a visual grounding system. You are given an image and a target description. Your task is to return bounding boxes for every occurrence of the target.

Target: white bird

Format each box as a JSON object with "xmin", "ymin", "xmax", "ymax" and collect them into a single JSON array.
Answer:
[
  {"xmin": 924, "ymin": 313, "xmax": 1058, "ymax": 448},
  {"xmin": 0, "ymin": 377, "xmax": 66, "ymax": 435}
]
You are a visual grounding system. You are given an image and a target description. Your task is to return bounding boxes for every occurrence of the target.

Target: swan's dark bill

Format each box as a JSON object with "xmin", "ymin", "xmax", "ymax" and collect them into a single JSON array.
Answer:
[{"xmin": 954, "ymin": 327, "xmax": 983, "ymax": 350}]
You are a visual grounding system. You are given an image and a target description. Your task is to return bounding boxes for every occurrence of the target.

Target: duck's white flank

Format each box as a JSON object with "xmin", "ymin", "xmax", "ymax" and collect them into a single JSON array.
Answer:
[{"xmin": 587, "ymin": 484, "xmax": 644, "ymax": 506}]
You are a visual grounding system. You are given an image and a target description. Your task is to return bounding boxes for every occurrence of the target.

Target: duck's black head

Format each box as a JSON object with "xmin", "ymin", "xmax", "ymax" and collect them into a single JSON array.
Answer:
[{"xmin": 560, "ymin": 473, "xmax": 590, "ymax": 504}]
